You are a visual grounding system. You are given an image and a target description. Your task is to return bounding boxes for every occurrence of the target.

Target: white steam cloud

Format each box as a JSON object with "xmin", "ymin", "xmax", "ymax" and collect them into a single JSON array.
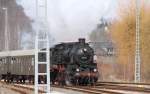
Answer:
[{"xmin": 17, "ymin": 0, "xmax": 117, "ymax": 45}]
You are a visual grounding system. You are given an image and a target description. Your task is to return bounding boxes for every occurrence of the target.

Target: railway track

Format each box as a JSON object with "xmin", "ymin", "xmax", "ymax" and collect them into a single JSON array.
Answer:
[
  {"xmin": 96, "ymin": 82, "xmax": 150, "ymax": 93},
  {"xmin": 52, "ymin": 82, "xmax": 150, "ymax": 94},
  {"xmin": 97, "ymin": 81, "xmax": 150, "ymax": 85},
  {"xmin": 0, "ymin": 82, "xmax": 30, "ymax": 94},
  {"xmin": 1, "ymin": 81, "xmax": 150, "ymax": 94},
  {"xmin": 0, "ymin": 81, "xmax": 45, "ymax": 94},
  {"xmin": 52, "ymin": 85, "xmax": 122, "ymax": 94}
]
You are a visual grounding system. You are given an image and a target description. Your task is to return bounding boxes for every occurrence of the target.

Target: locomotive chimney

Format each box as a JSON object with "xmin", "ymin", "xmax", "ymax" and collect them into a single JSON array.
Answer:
[{"xmin": 78, "ymin": 38, "xmax": 85, "ymax": 44}]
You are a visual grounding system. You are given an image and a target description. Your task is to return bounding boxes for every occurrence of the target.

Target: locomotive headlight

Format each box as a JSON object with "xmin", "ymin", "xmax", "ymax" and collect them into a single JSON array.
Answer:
[
  {"xmin": 83, "ymin": 48, "xmax": 87, "ymax": 52},
  {"xmin": 76, "ymin": 68, "xmax": 80, "ymax": 72},
  {"xmin": 93, "ymin": 69, "xmax": 97, "ymax": 72}
]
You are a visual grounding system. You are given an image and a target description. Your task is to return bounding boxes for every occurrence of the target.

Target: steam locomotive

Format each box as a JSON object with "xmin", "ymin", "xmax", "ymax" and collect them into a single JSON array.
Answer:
[
  {"xmin": 50, "ymin": 38, "xmax": 98, "ymax": 85},
  {"xmin": 0, "ymin": 38, "xmax": 98, "ymax": 85}
]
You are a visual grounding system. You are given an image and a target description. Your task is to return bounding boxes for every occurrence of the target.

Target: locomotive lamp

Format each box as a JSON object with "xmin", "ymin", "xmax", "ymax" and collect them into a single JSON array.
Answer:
[
  {"xmin": 83, "ymin": 48, "xmax": 87, "ymax": 52},
  {"xmin": 76, "ymin": 68, "xmax": 80, "ymax": 72},
  {"xmin": 93, "ymin": 69, "xmax": 97, "ymax": 72}
]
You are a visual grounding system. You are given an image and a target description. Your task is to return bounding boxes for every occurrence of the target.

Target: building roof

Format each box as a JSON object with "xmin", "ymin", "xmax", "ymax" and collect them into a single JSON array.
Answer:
[{"xmin": 0, "ymin": 50, "xmax": 35, "ymax": 57}]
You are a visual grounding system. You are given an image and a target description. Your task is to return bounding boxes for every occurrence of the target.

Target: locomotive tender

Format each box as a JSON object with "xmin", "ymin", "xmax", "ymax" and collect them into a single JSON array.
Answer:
[{"xmin": 0, "ymin": 38, "xmax": 98, "ymax": 85}]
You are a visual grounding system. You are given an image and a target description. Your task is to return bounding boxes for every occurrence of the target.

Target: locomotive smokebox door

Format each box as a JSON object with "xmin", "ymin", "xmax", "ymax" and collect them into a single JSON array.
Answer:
[{"xmin": 79, "ymin": 38, "xmax": 85, "ymax": 44}]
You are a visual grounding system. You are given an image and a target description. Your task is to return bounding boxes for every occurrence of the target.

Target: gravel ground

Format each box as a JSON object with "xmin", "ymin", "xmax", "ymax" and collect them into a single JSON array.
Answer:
[
  {"xmin": 0, "ymin": 84, "xmax": 20, "ymax": 94},
  {"xmin": 0, "ymin": 87, "xmax": 20, "ymax": 94}
]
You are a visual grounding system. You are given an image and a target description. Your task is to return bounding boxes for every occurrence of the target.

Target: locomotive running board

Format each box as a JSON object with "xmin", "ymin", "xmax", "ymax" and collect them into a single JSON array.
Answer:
[{"xmin": 35, "ymin": 0, "xmax": 50, "ymax": 94}]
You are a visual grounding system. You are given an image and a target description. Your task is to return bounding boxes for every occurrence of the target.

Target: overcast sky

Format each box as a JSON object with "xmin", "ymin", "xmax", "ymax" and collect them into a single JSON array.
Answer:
[{"xmin": 17, "ymin": 0, "xmax": 117, "ymax": 43}]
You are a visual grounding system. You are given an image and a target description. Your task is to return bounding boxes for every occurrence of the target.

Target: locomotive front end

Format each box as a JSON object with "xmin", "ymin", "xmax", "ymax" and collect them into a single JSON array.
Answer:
[
  {"xmin": 73, "ymin": 39, "xmax": 98, "ymax": 85},
  {"xmin": 50, "ymin": 38, "xmax": 99, "ymax": 86}
]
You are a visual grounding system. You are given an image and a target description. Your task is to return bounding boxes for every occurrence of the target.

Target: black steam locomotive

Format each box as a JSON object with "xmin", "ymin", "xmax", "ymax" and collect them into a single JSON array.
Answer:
[
  {"xmin": 0, "ymin": 38, "xmax": 98, "ymax": 85},
  {"xmin": 50, "ymin": 38, "xmax": 98, "ymax": 85}
]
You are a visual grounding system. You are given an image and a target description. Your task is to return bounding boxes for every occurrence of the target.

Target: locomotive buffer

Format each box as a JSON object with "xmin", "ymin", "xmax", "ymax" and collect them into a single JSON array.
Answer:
[{"xmin": 35, "ymin": 0, "xmax": 50, "ymax": 94}]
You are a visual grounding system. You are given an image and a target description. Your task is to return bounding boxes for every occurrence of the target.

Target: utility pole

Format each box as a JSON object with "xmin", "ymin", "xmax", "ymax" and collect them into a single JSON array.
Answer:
[
  {"xmin": 2, "ymin": 7, "xmax": 9, "ymax": 51},
  {"xmin": 135, "ymin": 0, "xmax": 141, "ymax": 83},
  {"xmin": 35, "ymin": 0, "xmax": 50, "ymax": 94}
]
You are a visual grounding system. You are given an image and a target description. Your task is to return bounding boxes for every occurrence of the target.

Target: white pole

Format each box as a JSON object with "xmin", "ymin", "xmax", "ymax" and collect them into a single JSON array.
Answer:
[
  {"xmin": 35, "ymin": 35, "xmax": 38, "ymax": 94},
  {"xmin": 2, "ymin": 8, "xmax": 8, "ymax": 51},
  {"xmin": 35, "ymin": 0, "xmax": 50, "ymax": 93},
  {"xmin": 135, "ymin": 0, "xmax": 141, "ymax": 83},
  {"xmin": 35, "ymin": 0, "xmax": 38, "ymax": 93}
]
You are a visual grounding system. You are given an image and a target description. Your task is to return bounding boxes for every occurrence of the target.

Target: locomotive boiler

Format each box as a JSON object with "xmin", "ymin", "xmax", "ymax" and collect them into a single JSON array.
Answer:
[{"xmin": 50, "ymin": 38, "xmax": 98, "ymax": 85}]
